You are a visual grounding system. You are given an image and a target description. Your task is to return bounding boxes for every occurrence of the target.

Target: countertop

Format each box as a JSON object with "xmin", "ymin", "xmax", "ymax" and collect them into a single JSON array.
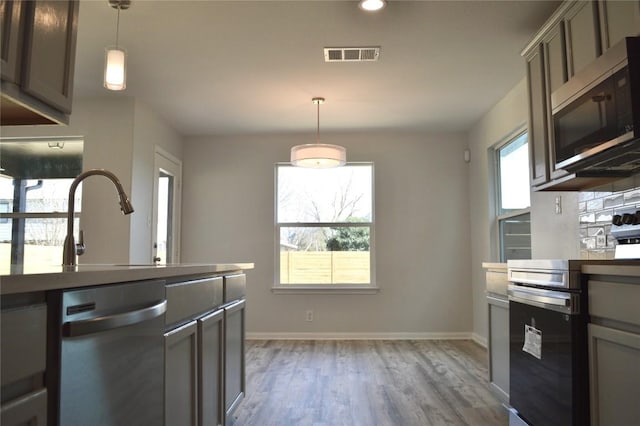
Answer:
[
  {"xmin": 482, "ymin": 262, "xmax": 507, "ymax": 270},
  {"xmin": 0, "ymin": 263, "xmax": 254, "ymax": 295},
  {"xmin": 582, "ymin": 262, "xmax": 640, "ymax": 277}
]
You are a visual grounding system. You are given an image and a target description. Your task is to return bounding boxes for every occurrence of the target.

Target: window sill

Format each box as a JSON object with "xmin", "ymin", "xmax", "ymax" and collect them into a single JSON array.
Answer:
[{"xmin": 271, "ymin": 285, "xmax": 380, "ymax": 295}]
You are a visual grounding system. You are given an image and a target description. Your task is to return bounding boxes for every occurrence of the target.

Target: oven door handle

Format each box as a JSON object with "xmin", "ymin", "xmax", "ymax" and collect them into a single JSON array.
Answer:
[{"xmin": 508, "ymin": 285, "xmax": 578, "ymax": 314}]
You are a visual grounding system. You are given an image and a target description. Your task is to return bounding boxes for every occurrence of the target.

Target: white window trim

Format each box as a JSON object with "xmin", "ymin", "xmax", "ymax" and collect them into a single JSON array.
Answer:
[
  {"xmin": 273, "ymin": 162, "xmax": 378, "ymax": 293},
  {"xmin": 494, "ymin": 126, "xmax": 531, "ymax": 262}
]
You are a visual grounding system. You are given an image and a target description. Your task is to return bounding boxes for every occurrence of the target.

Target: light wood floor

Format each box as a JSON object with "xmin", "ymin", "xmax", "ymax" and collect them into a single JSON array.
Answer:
[{"xmin": 230, "ymin": 339, "xmax": 508, "ymax": 426}]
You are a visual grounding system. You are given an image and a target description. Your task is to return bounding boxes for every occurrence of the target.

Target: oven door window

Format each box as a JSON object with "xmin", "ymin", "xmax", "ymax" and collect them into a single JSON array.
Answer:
[{"xmin": 509, "ymin": 300, "xmax": 588, "ymax": 426}]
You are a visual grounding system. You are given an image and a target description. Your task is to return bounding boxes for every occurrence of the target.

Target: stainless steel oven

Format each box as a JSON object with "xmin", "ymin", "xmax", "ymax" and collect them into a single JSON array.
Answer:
[{"xmin": 507, "ymin": 260, "xmax": 589, "ymax": 426}]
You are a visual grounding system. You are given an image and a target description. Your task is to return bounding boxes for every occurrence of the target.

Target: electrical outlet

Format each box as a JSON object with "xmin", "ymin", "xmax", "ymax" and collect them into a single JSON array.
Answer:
[{"xmin": 305, "ymin": 310, "xmax": 313, "ymax": 322}]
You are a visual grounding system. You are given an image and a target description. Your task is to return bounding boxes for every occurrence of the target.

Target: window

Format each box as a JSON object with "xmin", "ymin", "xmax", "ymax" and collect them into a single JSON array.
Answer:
[
  {"xmin": 0, "ymin": 138, "xmax": 83, "ymax": 274},
  {"xmin": 495, "ymin": 131, "xmax": 531, "ymax": 262},
  {"xmin": 275, "ymin": 163, "xmax": 375, "ymax": 291}
]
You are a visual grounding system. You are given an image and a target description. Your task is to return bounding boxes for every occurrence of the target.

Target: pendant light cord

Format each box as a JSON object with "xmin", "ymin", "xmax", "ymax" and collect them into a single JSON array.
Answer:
[
  {"xmin": 115, "ymin": 5, "xmax": 121, "ymax": 48},
  {"xmin": 316, "ymin": 100, "xmax": 320, "ymax": 144}
]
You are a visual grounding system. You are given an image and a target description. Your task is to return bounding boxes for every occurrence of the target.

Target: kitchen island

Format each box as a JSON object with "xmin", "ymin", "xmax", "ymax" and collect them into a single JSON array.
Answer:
[{"xmin": 0, "ymin": 262, "xmax": 254, "ymax": 426}]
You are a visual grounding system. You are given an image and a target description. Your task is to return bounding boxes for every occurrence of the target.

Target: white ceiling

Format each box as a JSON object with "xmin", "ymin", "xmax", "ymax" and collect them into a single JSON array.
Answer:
[{"xmin": 72, "ymin": 0, "xmax": 560, "ymax": 137}]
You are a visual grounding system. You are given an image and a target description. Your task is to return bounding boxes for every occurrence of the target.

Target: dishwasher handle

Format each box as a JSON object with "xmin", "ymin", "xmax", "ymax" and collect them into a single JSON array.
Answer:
[{"xmin": 63, "ymin": 299, "xmax": 167, "ymax": 337}]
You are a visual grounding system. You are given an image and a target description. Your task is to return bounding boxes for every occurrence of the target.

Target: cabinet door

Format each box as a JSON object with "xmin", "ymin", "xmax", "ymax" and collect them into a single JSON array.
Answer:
[
  {"xmin": 224, "ymin": 300, "xmax": 246, "ymax": 419},
  {"xmin": 21, "ymin": 0, "xmax": 78, "ymax": 113},
  {"xmin": 165, "ymin": 321, "xmax": 198, "ymax": 426},
  {"xmin": 565, "ymin": 0, "xmax": 601, "ymax": 77},
  {"xmin": 542, "ymin": 22, "xmax": 570, "ymax": 180},
  {"xmin": 588, "ymin": 323, "xmax": 640, "ymax": 426},
  {"xmin": 1, "ymin": 389, "xmax": 47, "ymax": 426},
  {"xmin": 0, "ymin": 0, "xmax": 23, "ymax": 83},
  {"xmin": 598, "ymin": 0, "xmax": 640, "ymax": 51},
  {"xmin": 525, "ymin": 44, "xmax": 549, "ymax": 186},
  {"xmin": 487, "ymin": 296, "xmax": 509, "ymax": 403},
  {"xmin": 199, "ymin": 309, "xmax": 224, "ymax": 426}
]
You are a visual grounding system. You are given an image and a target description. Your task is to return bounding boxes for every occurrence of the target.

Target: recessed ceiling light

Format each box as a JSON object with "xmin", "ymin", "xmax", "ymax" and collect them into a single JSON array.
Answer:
[{"xmin": 359, "ymin": 0, "xmax": 386, "ymax": 12}]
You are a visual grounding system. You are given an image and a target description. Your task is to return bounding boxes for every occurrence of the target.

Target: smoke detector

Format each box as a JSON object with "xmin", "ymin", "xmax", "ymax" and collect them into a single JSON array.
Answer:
[{"xmin": 323, "ymin": 47, "xmax": 380, "ymax": 62}]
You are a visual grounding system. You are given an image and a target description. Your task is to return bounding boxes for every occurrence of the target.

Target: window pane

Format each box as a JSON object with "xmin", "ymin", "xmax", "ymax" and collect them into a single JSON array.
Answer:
[
  {"xmin": 0, "ymin": 217, "xmax": 79, "ymax": 274},
  {"xmin": 280, "ymin": 226, "xmax": 370, "ymax": 284},
  {"xmin": 499, "ymin": 212, "xmax": 531, "ymax": 261},
  {"xmin": 0, "ymin": 177, "xmax": 80, "ymax": 213},
  {"xmin": 498, "ymin": 132, "xmax": 530, "ymax": 212},
  {"xmin": 277, "ymin": 165, "xmax": 372, "ymax": 223}
]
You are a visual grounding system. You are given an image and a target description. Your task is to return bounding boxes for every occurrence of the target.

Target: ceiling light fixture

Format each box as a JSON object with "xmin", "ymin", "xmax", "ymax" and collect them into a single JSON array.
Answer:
[
  {"xmin": 104, "ymin": 0, "xmax": 131, "ymax": 91},
  {"xmin": 290, "ymin": 97, "xmax": 346, "ymax": 169},
  {"xmin": 359, "ymin": 0, "xmax": 386, "ymax": 12}
]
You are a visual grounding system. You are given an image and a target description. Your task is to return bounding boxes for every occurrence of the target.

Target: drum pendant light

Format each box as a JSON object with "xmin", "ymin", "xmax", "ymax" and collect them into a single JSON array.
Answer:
[
  {"xmin": 104, "ymin": 0, "xmax": 131, "ymax": 91},
  {"xmin": 290, "ymin": 97, "xmax": 347, "ymax": 168}
]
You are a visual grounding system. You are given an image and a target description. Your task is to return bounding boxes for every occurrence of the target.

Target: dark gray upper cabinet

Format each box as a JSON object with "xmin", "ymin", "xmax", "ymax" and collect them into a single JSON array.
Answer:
[
  {"xmin": 522, "ymin": 0, "xmax": 639, "ymax": 191},
  {"xmin": 0, "ymin": 0, "xmax": 23, "ymax": 84},
  {"xmin": 525, "ymin": 45, "xmax": 549, "ymax": 187},
  {"xmin": 542, "ymin": 21, "xmax": 570, "ymax": 181},
  {"xmin": 564, "ymin": 0, "xmax": 601, "ymax": 78},
  {"xmin": 598, "ymin": 0, "xmax": 640, "ymax": 52},
  {"xmin": 0, "ymin": 0, "xmax": 79, "ymax": 125}
]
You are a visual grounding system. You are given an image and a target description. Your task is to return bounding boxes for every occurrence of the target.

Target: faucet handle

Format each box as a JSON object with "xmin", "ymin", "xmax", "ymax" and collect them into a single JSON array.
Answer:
[{"xmin": 76, "ymin": 229, "xmax": 86, "ymax": 256}]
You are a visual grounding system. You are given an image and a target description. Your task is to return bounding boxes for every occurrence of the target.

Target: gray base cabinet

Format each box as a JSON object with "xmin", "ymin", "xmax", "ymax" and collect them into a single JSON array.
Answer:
[
  {"xmin": 587, "ymin": 273, "xmax": 640, "ymax": 426},
  {"xmin": 164, "ymin": 273, "xmax": 246, "ymax": 426},
  {"xmin": 165, "ymin": 321, "xmax": 199, "ymax": 426},
  {"xmin": 588, "ymin": 323, "xmax": 640, "ymax": 426},
  {"xmin": 487, "ymin": 295, "xmax": 509, "ymax": 403},
  {"xmin": 1, "ymin": 299, "xmax": 47, "ymax": 426},
  {"xmin": 224, "ymin": 299, "xmax": 246, "ymax": 420},
  {"xmin": 199, "ymin": 309, "xmax": 224, "ymax": 426}
]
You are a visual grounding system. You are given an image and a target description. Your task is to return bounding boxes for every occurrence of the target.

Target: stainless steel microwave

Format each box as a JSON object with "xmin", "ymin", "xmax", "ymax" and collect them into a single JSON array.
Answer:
[{"xmin": 551, "ymin": 37, "xmax": 640, "ymax": 174}]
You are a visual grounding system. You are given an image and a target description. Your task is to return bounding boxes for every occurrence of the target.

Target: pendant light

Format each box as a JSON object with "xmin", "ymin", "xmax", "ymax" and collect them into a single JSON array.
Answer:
[
  {"xmin": 104, "ymin": 0, "xmax": 131, "ymax": 91},
  {"xmin": 290, "ymin": 97, "xmax": 347, "ymax": 168},
  {"xmin": 359, "ymin": 0, "xmax": 386, "ymax": 12}
]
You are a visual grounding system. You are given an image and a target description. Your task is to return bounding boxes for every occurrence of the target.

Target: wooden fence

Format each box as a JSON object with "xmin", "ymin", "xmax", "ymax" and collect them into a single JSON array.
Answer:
[{"xmin": 280, "ymin": 251, "xmax": 370, "ymax": 284}]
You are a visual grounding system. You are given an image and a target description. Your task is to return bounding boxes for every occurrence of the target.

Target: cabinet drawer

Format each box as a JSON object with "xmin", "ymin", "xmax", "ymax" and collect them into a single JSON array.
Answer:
[
  {"xmin": 224, "ymin": 274, "xmax": 246, "ymax": 303},
  {"xmin": 588, "ymin": 280, "xmax": 640, "ymax": 327},
  {"xmin": 0, "ymin": 304, "xmax": 47, "ymax": 386},
  {"xmin": 166, "ymin": 277, "xmax": 223, "ymax": 326},
  {"xmin": 0, "ymin": 388, "xmax": 47, "ymax": 426}
]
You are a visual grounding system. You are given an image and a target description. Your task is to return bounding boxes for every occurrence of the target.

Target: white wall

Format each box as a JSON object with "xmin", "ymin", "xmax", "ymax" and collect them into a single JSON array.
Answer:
[
  {"xmin": 181, "ymin": 131, "xmax": 473, "ymax": 337},
  {"xmin": 467, "ymin": 78, "xmax": 529, "ymax": 343},
  {"xmin": 130, "ymin": 100, "xmax": 184, "ymax": 263},
  {"xmin": 1, "ymin": 97, "xmax": 184, "ymax": 264}
]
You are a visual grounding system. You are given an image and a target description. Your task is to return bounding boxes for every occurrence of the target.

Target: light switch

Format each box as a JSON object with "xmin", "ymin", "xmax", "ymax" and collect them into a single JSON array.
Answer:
[{"xmin": 555, "ymin": 196, "xmax": 562, "ymax": 214}]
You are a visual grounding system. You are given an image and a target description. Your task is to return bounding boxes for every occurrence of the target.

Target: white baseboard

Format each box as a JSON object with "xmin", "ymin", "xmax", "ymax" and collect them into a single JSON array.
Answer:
[
  {"xmin": 471, "ymin": 332, "xmax": 488, "ymax": 348},
  {"xmin": 246, "ymin": 331, "xmax": 475, "ymax": 340}
]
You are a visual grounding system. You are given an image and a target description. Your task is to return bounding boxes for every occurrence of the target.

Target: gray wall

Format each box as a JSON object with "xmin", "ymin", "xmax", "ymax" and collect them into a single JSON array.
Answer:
[
  {"xmin": 466, "ymin": 78, "xmax": 580, "ymax": 343},
  {"xmin": 181, "ymin": 131, "xmax": 473, "ymax": 337}
]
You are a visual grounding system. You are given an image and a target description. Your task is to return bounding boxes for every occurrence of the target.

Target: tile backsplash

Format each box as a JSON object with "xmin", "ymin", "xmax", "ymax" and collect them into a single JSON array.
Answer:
[{"xmin": 579, "ymin": 176, "xmax": 640, "ymax": 259}]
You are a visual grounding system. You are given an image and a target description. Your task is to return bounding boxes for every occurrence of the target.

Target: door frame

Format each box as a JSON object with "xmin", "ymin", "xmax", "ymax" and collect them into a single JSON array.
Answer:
[{"xmin": 152, "ymin": 146, "xmax": 182, "ymax": 264}]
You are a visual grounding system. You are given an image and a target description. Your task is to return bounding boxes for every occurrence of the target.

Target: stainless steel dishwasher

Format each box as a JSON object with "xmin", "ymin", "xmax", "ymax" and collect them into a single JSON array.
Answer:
[{"xmin": 53, "ymin": 279, "xmax": 167, "ymax": 426}]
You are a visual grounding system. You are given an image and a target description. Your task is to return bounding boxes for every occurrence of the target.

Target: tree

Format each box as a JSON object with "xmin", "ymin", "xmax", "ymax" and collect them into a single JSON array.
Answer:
[{"xmin": 326, "ymin": 219, "xmax": 370, "ymax": 251}]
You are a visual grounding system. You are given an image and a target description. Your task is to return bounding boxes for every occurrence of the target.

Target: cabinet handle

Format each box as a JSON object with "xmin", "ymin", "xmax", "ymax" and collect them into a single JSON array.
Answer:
[{"xmin": 63, "ymin": 300, "xmax": 167, "ymax": 337}]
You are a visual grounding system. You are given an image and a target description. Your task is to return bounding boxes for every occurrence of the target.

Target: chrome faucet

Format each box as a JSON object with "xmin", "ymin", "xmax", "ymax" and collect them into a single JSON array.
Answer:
[{"xmin": 62, "ymin": 169, "xmax": 134, "ymax": 266}]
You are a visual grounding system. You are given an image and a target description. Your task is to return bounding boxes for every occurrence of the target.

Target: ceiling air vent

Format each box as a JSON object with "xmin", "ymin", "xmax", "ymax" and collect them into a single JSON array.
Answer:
[{"xmin": 324, "ymin": 47, "xmax": 380, "ymax": 62}]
